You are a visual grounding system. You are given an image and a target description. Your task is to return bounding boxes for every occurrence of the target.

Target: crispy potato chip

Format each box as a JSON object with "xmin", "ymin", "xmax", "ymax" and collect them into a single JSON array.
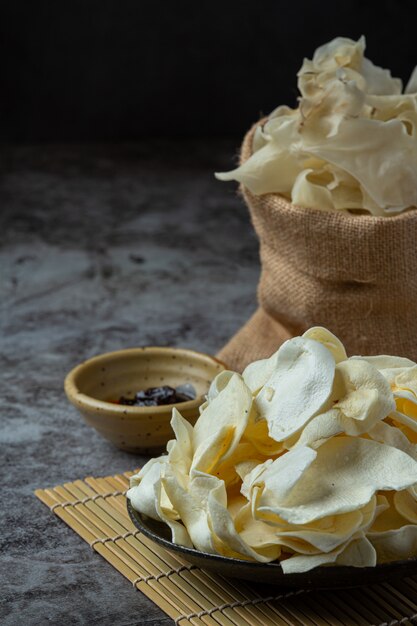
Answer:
[
  {"xmin": 304, "ymin": 117, "xmax": 417, "ymax": 214},
  {"xmin": 290, "ymin": 409, "xmax": 343, "ymax": 449},
  {"xmin": 255, "ymin": 337, "xmax": 335, "ymax": 441},
  {"xmin": 206, "ymin": 477, "xmax": 275, "ymax": 562},
  {"xmin": 163, "ymin": 469, "xmax": 274, "ymax": 562},
  {"xmin": 352, "ymin": 355, "xmax": 416, "ymax": 370},
  {"xmin": 292, "ymin": 169, "xmax": 335, "ymax": 211}
]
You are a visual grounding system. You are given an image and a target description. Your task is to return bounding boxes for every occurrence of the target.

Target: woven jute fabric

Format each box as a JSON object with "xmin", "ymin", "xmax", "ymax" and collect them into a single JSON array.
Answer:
[{"xmin": 218, "ymin": 121, "xmax": 417, "ymax": 372}]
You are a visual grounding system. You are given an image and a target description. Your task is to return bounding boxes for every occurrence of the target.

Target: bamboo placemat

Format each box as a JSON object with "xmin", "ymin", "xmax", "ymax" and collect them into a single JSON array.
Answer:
[{"xmin": 35, "ymin": 471, "xmax": 417, "ymax": 626}]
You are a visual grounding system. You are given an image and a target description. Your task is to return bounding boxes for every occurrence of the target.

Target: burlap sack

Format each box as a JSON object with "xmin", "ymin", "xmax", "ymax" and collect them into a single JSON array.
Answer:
[{"xmin": 218, "ymin": 121, "xmax": 417, "ymax": 372}]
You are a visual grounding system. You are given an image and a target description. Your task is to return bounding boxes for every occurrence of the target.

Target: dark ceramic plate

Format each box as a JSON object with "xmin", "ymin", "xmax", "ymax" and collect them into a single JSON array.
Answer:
[{"xmin": 127, "ymin": 499, "xmax": 417, "ymax": 589}]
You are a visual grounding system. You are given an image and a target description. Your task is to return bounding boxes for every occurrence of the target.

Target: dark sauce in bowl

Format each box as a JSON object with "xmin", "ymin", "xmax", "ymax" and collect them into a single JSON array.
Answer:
[{"xmin": 114, "ymin": 384, "xmax": 196, "ymax": 407}]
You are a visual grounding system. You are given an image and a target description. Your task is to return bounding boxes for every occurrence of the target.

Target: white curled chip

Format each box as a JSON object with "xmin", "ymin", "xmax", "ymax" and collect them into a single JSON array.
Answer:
[
  {"xmin": 302, "ymin": 327, "xmax": 347, "ymax": 364},
  {"xmin": 274, "ymin": 505, "xmax": 366, "ymax": 554},
  {"xmin": 167, "ymin": 408, "xmax": 194, "ymax": 476},
  {"xmin": 368, "ymin": 525, "xmax": 417, "ymax": 563},
  {"xmin": 216, "ymin": 36, "xmax": 417, "ymax": 216},
  {"xmin": 395, "ymin": 366, "xmax": 417, "ymax": 397},
  {"xmin": 255, "ymin": 437, "xmax": 417, "ymax": 525},
  {"xmin": 289, "ymin": 357, "xmax": 394, "ymax": 448},
  {"xmin": 206, "ymin": 370, "xmax": 235, "ymax": 403},
  {"xmin": 351, "ymin": 355, "xmax": 416, "ymax": 370},
  {"xmin": 191, "ymin": 373, "xmax": 252, "ymax": 475},
  {"xmin": 281, "ymin": 534, "xmax": 376, "ymax": 574},
  {"xmin": 127, "ymin": 457, "xmax": 168, "ymax": 520},
  {"xmin": 241, "ymin": 446, "xmax": 317, "ymax": 508},
  {"xmin": 331, "ymin": 359, "xmax": 395, "ymax": 435},
  {"xmin": 394, "ymin": 489, "xmax": 417, "ymax": 524},
  {"xmin": 255, "ymin": 336, "xmax": 335, "ymax": 442},
  {"xmin": 351, "ymin": 355, "xmax": 416, "ymax": 389},
  {"xmin": 163, "ymin": 469, "xmax": 273, "ymax": 562},
  {"xmin": 162, "ymin": 468, "xmax": 218, "ymax": 554},
  {"xmin": 367, "ymin": 420, "xmax": 417, "ymax": 460},
  {"xmin": 243, "ymin": 352, "xmax": 281, "ymax": 395},
  {"xmin": 291, "ymin": 409, "xmax": 343, "ymax": 449},
  {"xmin": 215, "ymin": 114, "xmax": 304, "ymax": 196}
]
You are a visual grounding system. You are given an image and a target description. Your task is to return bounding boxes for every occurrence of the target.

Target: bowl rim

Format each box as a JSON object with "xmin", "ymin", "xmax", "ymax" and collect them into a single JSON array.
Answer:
[{"xmin": 64, "ymin": 346, "xmax": 227, "ymax": 415}]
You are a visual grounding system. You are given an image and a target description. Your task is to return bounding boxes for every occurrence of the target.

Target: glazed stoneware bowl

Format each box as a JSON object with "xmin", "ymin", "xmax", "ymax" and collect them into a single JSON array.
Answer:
[{"xmin": 64, "ymin": 347, "xmax": 226, "ymax": 453}]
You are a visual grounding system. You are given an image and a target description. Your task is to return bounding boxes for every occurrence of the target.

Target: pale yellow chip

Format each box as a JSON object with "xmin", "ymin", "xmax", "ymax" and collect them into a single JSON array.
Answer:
[
  {"xmin": 395, "ymin": 366, "xmax": 417, "ymax": 397},
  {"xmin": 302, "ymin": 327, "xmax": 347, "ymax": 364},
  {"xmin": 368, "ymin": 525, "xmax": 417, "ymax": 563},
  {"xmin": 255, "ymin": 437, "xmax": 417, "ymax": 525},
  {"xmin": 127, "ymin": 457, "xmax": 168, "ymax": 520},
  {"xmin": 367, "ymin": 420, "xmax": 417, "ymax": 460},
  {"xmin": 211, "ymin": 442, "xmax": 264, "ymax": 487},
  {"xmin": 394, "ymin": 489, "xmax": 417, "ymax": 524},
  {"xmin": 167, "ymin": 408, "xmax": 194, "ymax": 477},
  {"xmin": 281, "ymin": 534, "xmax": 376, "ymax": 574},
  {"xmin": 242, "ymin": 352, "xmax": 280, "ymax": 395},
  {"xmin": 163, "ymin": 469, "xmax": 273, "ymax": 562},
  {"xmin": 330, "ymin": 359, "xmax": 395, "ymax": 435},
  {"xmin": 255, "ymin": 337, "xmax": 335, "ymax": 442},
  {"xmin": 191, "ymin": 373, "xmax": 252, "ymax": 475},
  {"xmin": 242, "ymin": 412, "xmax": 285, "ymax": 456},
  {"xmin": 215, "ymin": 36, "xmax": 417, "ymax": 216},
  {"xmin": 291, "ymin": 358, "xmax": 395, "ymax": 448},
  {"xmin": 206, "ymin": 370, "xmax": 235, "ymax": 403}
]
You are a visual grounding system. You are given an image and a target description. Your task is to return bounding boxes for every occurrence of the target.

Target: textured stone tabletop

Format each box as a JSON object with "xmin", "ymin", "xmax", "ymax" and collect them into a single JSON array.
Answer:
[{"xmin": 0, "ymin": 141, "xmax": 259, "ymax": 625}]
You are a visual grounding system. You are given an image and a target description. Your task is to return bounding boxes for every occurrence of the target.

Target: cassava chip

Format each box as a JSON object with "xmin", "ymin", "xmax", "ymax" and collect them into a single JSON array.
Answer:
[
  {"xmin": 303, "ymin": 326, "xmax": 347, "ymax": 363},
  {"xmin": 281, "ymin": 534, "xmax": 376, "ymax": 574},
  {"xmin": 191, "ymin": 373, "xmax": 252, "ymax": 474},
  {"xmin": 216, "ymin": 36, "xmax": 417, "ymax": 215},
  {"xmin": 255, "ymin": 437, "xmax": 417, "ymax": 524},
  {"xmin": 255, "ymin": 336, "xmax": 335, "ymax": 441}
]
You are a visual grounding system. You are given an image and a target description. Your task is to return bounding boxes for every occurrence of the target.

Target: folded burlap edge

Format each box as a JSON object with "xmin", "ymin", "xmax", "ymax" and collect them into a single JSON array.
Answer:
[{"xmin": 216, "ymin": 119, "xmax": 417, "ymax": 373}]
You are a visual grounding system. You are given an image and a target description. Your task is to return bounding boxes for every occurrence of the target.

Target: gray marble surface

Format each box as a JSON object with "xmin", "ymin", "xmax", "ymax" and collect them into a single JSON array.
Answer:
[{"xmin": 0, "ymin": 142, "xmax": 260, "ymax": 625}]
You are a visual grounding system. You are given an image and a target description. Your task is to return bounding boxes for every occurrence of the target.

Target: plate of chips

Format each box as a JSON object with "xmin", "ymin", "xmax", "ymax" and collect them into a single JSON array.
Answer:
[
  {"xmin": 127, "ymin": 327, "xmax": 417, "ymax": 587},
  {"xmin": 127, "ymin": 499, "xmax": 417, "ymax": 588}
]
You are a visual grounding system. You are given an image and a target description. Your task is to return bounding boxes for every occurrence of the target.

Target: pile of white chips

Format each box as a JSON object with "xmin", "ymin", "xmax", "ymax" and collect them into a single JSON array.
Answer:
[
  {"xmin": 128, "ymin": 327, "xmax": 417, "ymax": 573},
  {"xmin": 216, "ymin": 36, "xmax": 417, "ymax": 216}
]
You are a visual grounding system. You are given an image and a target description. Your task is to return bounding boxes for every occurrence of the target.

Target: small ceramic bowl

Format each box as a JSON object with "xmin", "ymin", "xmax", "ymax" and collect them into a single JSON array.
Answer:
[{"xmin": 64, "ymin": 346, "xmax": 226, "ymax": 453}]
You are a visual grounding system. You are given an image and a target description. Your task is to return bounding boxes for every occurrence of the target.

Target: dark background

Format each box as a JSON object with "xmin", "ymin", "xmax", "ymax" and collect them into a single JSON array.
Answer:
[{"xmin": 1, "ymin": 0, "xmax": 416, "ymax": 142}]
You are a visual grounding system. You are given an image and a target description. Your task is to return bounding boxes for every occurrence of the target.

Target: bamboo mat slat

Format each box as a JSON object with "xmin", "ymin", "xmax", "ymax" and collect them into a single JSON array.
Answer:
[{"xmin": 35, "ymin": 472, "xmax": 417, "ymax": 626}]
